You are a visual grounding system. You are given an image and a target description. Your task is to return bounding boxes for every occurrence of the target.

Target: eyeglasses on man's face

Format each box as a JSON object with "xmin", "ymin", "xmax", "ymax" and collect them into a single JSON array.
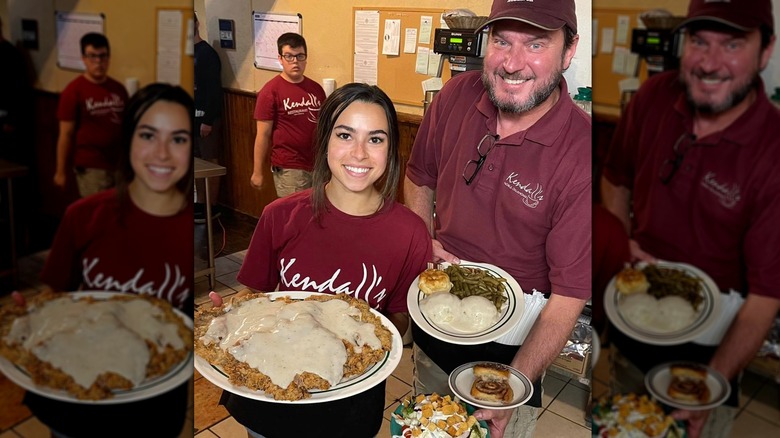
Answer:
[
  {"xmin": 659, "ymin": 133, "xmax": 697, "ymax": 185},
  {"xmin": 281, "ymin": 53, "xmax": 307, "ymax": 62},
  {"xmin": 462, "ymin": 134, "xmax": 499, "ymax": 185},
  {"xmin": 84, "ymin": 52, "xmax": 109, "ymax": 62}
]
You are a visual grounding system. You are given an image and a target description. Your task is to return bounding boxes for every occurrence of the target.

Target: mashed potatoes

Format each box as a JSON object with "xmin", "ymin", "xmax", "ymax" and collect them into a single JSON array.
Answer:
[
  {"xmin": 619, "ymin": 293, "xmax": 698, "ymax": 333},
  {"xmin": 420, "ymin": 292, "xmax": 499, "ymax": 333}
]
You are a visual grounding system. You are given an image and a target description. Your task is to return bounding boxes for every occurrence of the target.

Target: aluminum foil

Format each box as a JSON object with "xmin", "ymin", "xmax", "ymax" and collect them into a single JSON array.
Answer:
[
  {"xmin": 758, "ymin": 315, "xmax": 780, "ymax": 359},
  {"xmin": 561, "ymin": 312, "xmax": 592, "ymax": 359}
]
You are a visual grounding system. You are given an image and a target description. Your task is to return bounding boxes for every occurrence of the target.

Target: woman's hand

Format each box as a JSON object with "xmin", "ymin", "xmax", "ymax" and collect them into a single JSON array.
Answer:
[
  {"xmin": 208, "ymin": 291, "xmax": 224, "ymax": 307},
  {"xmin": 11, "ymin": 291, "xmax": 26, "ymax": 307}
]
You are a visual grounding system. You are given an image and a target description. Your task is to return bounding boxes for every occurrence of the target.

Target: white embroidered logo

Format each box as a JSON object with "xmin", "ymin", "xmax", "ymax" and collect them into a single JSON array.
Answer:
[
  {"xmin": 504, "ymin": 172, "xmax": 544, "ymax": 208},
  {"xmin": 279, "ymin": 258, "xmax": 387, "ymax": 304},
  {"xmin": 283, "ymin": 93, "xmax": 322, "ymax": 123},
  {"xmin": 82, "ymin": 258, "xmax": 190, "ymax": 307},
  {"xmin": 700, "ymin": 172, "xmax": 741, "ymax": 208}
]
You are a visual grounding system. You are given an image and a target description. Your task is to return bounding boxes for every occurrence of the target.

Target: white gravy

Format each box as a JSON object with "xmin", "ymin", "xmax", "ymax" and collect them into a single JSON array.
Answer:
[
  {"xmin": 4, "ymin": 296, "xmax": 184, "ymax": 388},
  {"xmin": 201, "ymin": 296, "xmax": 383, "ymax": 388}
]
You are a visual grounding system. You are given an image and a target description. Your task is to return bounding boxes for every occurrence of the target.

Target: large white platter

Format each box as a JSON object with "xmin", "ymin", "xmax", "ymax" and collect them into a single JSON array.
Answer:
[
  {"xmin": 407, "ymin": 261, "xmax": 524, "ymax": 345},
  {"xmin": 194, "ymin": 291, "xmax": 403, "ymax": 404},
  {"xmin": 604, "ymin": 261, "xmax": 721, "ymax": 346},
  {"xmin": 0, "ymin": 291, "xmax": 193, "ymax": 404}
]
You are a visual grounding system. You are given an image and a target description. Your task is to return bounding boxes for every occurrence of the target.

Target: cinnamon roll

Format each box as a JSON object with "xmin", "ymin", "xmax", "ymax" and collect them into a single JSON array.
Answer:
[
  {"xmin": 470, "ymin": 363, "xmax": 514, "ymax": 403},
  {"xmin": 667, "ymin": 363, "xmax": 710, "ymax": 403}
]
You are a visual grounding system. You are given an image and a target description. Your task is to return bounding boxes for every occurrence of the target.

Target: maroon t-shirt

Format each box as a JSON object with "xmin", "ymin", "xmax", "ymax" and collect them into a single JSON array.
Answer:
[
  {"xmin": 40, "ymin": 189, "xmax": 194, "ymax": 310},
  {"xmin": 603, "ymin": 71, "xmax": 780, "ymax": 299},
  {"xmin": 237, "ymin": 189, "xmax": 432, "ymax": 315},
  {"xmin": 57, "ymin": 75, "xmax": 128, "ymax": 170},
  {"xmin": 406, "ymin": 71, "xmax": 592, "ymax": 300},
  {"xmin": 254, "ymin": 75, "xmax": 326, "ymax": 171}
]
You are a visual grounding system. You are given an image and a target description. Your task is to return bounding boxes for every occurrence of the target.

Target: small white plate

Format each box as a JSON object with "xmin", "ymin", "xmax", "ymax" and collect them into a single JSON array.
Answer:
[
  {"xmin": 448, "ymin": 361, "xmax": 533, "ymax": 410},
  {"xmin": 194, "ymin": 291, "xmax": 403, "ymax": 404},
  {"xmin": 645, "ymin": 362, "xmax": 730, "ymax": 411},
  {"xmin": 604, "ymin": 261, "xmax": 721, "ymax": 346},
  {"xmin": 0, "ymin": 291, "xmax": 193, "ymax": 404},
  {"xmin": 407, "ymin": 262, "xmax": 524, "ymax": 345}
]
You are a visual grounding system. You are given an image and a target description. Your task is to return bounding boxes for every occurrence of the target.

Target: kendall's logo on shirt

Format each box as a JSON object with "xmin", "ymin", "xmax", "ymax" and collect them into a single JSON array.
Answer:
[
  {"xmin": 279, "ymin": 258, "xmax": 387, "ymax": 305},
  {"xmin": 283, "ymin": 93, "xmax": 322, "ymax": 123},
  {"xmin": 82, "ymin": 257, "xmax": 190, "ymax": 308},
  {"xmin": 504, "ymin": 172, "xmax": 544, "ymax": 208},
  {"xmin": 85, "ymin": 94, "xmax": 124, "ymax": 111},
  {"xmin": 85, "ymin": 93, "xmax": 124, "ymax": 123},
  {"xmin": 701, "ymin": 171, "xmax": 741, "ymax": 208}
]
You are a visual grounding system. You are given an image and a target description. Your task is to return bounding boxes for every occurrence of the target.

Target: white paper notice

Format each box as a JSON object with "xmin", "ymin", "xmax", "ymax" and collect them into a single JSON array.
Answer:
[
  {"xmin": 612, "ymin": 46, "xmax": 628, "ymax": 75},
  {"xmin": 600, "ymin": 27, "xmax": 615, "ymax": 54},
  {"xmin": 382, "ymin": 19, "xmax": 401, "ymax": 56},
  {"xmin": 404, "ymin": 28, "xmax": 417, "ymax": 53},
  {"xmin": 422, "ymin": 76, "xmax": 443, "ymax": 93},
  {"xmin": 416, "ymin": 47, "xmax": 430, "ymax": 74},
  {"xmin": 157, "ymin": 10, "xmax": 183, "ymax": 84},
  {"xmin": 185, "ymin": 18, "xmax": 194, "ymax": 56},
  {"xmin": 157, "ymin": 54, "xmax": 181, "ymax": 85},
  {"xmin": 419, "ymin": 15, "xmax": 433, "ymax": 44},
  {"xmin": 625, "ymin": 52, "xmax": 640, "ymax": 76},
  {"xmin": 354, "ymin": 10, "xmax": 379, "ymax": 85},
  {"xmin": 616, "ymin": 16, "xmax": 630, "ymax": 45},
  {"xmin": 427, "ymin": 52, "xmax": 442, "ymax": 76}
]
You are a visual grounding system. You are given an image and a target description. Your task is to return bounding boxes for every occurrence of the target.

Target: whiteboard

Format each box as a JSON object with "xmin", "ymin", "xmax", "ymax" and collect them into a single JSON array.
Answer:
[
  {"xmin": 252, "ymin": 11, "xmax": 302, "ymax": 71},
  {"xmin": 56, "ymin": 12, "xmax": 105, "ymax": 71}
]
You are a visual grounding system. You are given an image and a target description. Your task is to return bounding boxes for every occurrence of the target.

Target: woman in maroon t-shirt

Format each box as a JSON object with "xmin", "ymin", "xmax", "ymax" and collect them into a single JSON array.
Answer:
[
  {"xmin": 210, "ymin": 83, "xmax": 432, "ymax": 438},
  {"xmin": 20, "ymin": 83, "xmax": 194, "ymax": 438}
]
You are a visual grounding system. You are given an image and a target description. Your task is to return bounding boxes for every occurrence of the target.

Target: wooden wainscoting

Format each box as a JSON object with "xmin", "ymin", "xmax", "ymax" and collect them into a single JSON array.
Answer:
[
  {"xmin": 219, "ymin": 88, "xmax": 276, "ymax": 218},
  {"xmin": 396, "ymin": 112, "xmax": 422, "ymax": 205},
  {"xmin": 218, "ymin": 88, "xmax": 423, "ymax": 218}
]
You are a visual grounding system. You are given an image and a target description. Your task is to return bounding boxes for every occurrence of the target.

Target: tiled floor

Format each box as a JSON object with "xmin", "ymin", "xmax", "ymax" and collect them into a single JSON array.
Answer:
[
  {"xmin": 192, "ymin": 249, "xmax": 592, "ymax": 438},
  {"xmin": 0, "ymin": 250, "xmax": 194, "ymax": 438}
]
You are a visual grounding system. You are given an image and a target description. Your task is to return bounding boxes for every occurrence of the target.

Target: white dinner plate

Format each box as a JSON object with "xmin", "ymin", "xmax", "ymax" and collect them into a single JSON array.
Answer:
[
  {"xmin": 645, "ymin": 362, "xmax": 730, "ymax": 411},
  {"xmin": 194, "ymin": 291, "xmax": 403, "ymax": 404},
  {"xmin": 407, "ymin": 261, "xmax": 524, "ymax": 345},
  {"xmin": 0, "ymin": 291, "xmax": 194, "ymax": 405},
  {"xmin": 448, "ymin": 361, "xmax": 533, "ymax": 410},
  {"xmin": 604, "ymin": 261, "xmax": 721, "ymax": 346}
]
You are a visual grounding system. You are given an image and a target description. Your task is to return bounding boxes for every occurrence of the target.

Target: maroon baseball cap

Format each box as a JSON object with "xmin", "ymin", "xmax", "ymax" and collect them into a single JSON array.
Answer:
[
  {"xmin": 480, "ymin": 0, "xmax": 577, "ymax": 34},
  {"xmin": 677, "ymin": 0, "xmax": 774, "ymax": 33}
]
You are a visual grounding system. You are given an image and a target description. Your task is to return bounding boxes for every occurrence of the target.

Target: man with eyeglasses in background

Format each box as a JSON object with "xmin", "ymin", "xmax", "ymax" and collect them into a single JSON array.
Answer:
[
  {"xmin": 404, "ymin": 1, "xmax": 591, "ymax": 437},
  {"xmin": 54, "ymin": 32, "xmax": 128, "ymax": 198},
  {"xmin": 251, "ymin": 32, "xmax": 326, "ymax": 198},
  {"xmin": 601, "ymin": 0, "xmax": 780, "ymax": 437}
]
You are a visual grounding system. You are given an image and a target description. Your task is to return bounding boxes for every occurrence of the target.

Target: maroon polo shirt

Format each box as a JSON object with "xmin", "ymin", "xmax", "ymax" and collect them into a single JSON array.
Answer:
[
  {"xmin": 406, "ymin": 71, "xmax": 592, "ymax": 300},
  {"xmin": 603, "ymin": 71, "xmax": 780, "ymax": 299}
]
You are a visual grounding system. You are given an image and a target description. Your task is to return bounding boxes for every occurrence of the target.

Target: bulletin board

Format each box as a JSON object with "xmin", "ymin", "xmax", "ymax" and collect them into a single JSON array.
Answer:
[
  {"xmin": 593, "ymin": 8, "xmax": 649, "ymax": 110},
  {"xmin": 353, "ymin": 7, "xmax": 452, "ymax": 108},
  {"xmin": 155, "ymin": 7, "xmax": 194, "ymax": 94},
  {"xmin": 252, "ymin": 12, "xmax": 302, "ymax": 71}
]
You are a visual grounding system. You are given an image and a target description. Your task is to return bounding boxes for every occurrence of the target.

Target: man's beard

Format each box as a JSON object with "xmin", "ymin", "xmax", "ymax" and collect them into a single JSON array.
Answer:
[
  {"xmin": 482, "ymin": 67, "xmax": 563, "ymax": 114},
  {"xmin": 681, "ymin": 71, "xmax": 758, "ymax": 114}
]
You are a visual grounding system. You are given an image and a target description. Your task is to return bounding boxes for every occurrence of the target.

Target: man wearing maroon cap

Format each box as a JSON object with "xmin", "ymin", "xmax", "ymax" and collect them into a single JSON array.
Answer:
[
  {"xmin": 405, "ymin": 1, "xmax": 591, "ymax": 437},
  {"xmin": 602, "ymin": 0, "xmax": 780, "ymax": 437}
]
